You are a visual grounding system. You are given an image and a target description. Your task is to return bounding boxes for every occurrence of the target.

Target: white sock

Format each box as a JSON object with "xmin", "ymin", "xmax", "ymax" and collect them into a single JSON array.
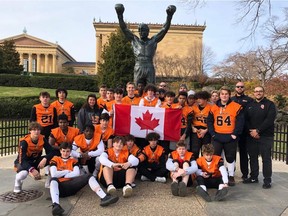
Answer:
[
  {"xmin": 15, "ymin": 170, "xmax": 28, "ymax": 186},
  {"xmin": 200, "ymin": 185, "xmax": 207, "ymax": 191},
  {"xmin": 45, "ymin": 166, "xmax": 50, "ymax": 175},
  {"xmin": 88, "ymin": 176, "xmax": 106, "ymax": 199},
  {"xmin": 227, "ymin": 161, "xmax": 235, "ymax": 176},
  {"xmin": 218, "ymin": 184, "xmax": 224, "ymax": 190},
  {"xmin": 50, "ymin": 180, "xmax": 60, "ymax": 204}
]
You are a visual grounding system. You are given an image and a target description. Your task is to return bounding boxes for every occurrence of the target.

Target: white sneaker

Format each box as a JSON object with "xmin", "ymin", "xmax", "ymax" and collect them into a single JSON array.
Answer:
[
  {"xmin": 107, "ymin": 185, "xmax": 116, "ymax": 195},
  {"xmin": 155, "ymin": 177, "xmax": 166, "ymax": 183},
  {"xmin": 141, "ymin": 175, "xmax": 150, "ymax": 181},
  {"xmin": 13, "ymin": 181, "xmax": 23, "ymax": 193},
  {"xmin": 123, "ymin": 185, "xmax": 133, "ymax": 198}
]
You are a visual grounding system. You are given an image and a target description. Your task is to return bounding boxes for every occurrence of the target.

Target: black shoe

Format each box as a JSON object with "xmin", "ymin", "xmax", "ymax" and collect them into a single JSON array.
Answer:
[
  {"xmin": 228, "ymin": 176, "xmax": 235, "ymax": 186},
  {"xmin": 214, "ymin": 187, "xmax": 228, "ymax": 201},
  {"xmin": 52, "ymin": 203, "xmax": 65, "ymax": 216},
  {"xmin": 243, "ymin": 177, "xmax": 259, "ymax": 184},
  {"xmin": 241, "ymin": 175, "xmax": 248, "ymax": 180},
  {"xmin": 262, "ymin": 183, "xmax": 272, "ymax": 189},
  {"xmin": 196, "ymin": 186, "xmax": 211, "ymax": 202},
  {"xmin": 100, "ymin": 194, "xmax": 119, "ymax": 207}
]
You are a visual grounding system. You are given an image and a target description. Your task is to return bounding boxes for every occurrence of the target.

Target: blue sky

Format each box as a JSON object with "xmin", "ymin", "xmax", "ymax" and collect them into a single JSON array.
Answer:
[{"xmin": 1, "ymin": 0, "xmax": 286, "ymax": 64}]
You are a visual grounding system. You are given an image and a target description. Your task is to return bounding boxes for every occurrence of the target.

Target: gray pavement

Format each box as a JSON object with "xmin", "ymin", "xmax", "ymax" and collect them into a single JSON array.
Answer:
[{"xmin": 1, "ymin": 154, "xmax": 288, "ymax": 216}]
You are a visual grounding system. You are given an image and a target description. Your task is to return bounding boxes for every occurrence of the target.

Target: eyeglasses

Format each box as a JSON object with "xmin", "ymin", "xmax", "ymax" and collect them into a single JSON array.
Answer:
[
  {"xmin": 236, "ymin": 86, "xmax": 244, "ymax": 88},
  {"xmin": 254, "ymin": 90, "xmax": 264, "ymax": 93}
]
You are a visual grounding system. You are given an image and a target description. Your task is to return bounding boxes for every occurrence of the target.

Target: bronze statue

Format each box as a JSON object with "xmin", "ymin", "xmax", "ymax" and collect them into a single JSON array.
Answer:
[{"xmin": 115, "ymin": 4, "xmax": 176, "ymax": 85}]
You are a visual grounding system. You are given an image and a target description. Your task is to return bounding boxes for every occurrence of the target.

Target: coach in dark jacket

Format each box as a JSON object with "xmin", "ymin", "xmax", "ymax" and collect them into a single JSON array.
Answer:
[{"xmin": 244, "ymin": 86, "xmax": 276, "ymax": 189}]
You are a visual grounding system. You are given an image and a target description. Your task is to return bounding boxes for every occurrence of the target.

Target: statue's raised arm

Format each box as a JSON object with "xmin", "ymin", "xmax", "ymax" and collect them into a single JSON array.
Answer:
[
  {"xmin": 114, "ymin": 4, "xmax": 176, "ymax": 85},
  {"xmin": 115, "ymin": 4, "xmax": 134, "ymax": 41},
  {"xmin": 154, "ymin": 5, "xmax": 176, "ymax": 43}
]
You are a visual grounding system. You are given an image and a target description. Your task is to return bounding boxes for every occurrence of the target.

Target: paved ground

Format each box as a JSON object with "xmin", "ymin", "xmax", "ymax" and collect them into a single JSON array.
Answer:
[{"xmin": 1, "ymin": 154, "xmax": 288, "ymax": 216}]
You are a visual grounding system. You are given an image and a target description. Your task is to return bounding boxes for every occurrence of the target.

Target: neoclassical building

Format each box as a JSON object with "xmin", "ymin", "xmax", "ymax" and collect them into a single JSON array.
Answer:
[
  {"xmin": 93, "ymin": 21, "xmax": 206, "ymax": 75},
  {"xmin": 0, "ymin": 32, "xmax": 77, "ymax": 73}
]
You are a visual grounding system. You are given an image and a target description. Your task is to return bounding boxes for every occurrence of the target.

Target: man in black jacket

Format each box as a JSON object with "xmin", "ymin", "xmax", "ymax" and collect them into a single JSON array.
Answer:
[
  {"xmin": 231, "ymin": 82, "xmax": 253, "ymax": 180},
  {"xmin": 244, "ymin": 86, "xmax": 276, "ymax": 189}
]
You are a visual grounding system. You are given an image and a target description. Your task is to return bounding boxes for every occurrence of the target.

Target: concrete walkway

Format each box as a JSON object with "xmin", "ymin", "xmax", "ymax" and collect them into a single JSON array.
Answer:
[{"xmin": 1, "ymin": 154, "xmax": 288, "ymax": 216}]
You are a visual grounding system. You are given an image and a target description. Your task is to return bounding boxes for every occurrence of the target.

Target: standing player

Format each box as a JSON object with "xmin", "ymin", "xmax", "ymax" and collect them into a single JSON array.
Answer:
[
  {"xmin": 51, "ymin": 88, "xmax": 75, "ymax": 126},
  {"xmin": 30, "ymin": 91, "xmax": 58, "ymax": 140},
  {"xmin": 207, "ymin": 86, "xmax": 244, "ymax": 186}
]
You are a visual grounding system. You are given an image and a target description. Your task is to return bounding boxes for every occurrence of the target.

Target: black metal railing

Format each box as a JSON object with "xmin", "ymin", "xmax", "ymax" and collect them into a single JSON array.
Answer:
[{"xmin": 0, "ymin": 118, "xmax": 288, "ymax": 164}]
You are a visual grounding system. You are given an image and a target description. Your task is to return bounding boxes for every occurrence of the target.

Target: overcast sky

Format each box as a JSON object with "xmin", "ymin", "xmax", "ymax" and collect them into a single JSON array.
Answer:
[{"xmin": 1, "ymin": 0, "xmax": 286, "ymax": 64}]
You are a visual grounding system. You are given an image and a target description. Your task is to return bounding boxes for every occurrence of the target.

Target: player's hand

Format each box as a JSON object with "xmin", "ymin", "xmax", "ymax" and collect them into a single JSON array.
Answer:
[
  {"xmin": 115, "ymin": 4, "xmax": 125, "ymax": 15},
  {"xmin": 231, "ymin": 134, "xmax": 237, "ymax": 140},
  {"xmin": 38, "ymin": 158, "xmax": 47, "ymax": 169},
  {"xmin": 121, "ymin": 162, "xmax": 131, "ymax": 170},
  {"xmin": 166, "ymin": 5, "xmax": 176, "ymax": 16},
  {"xmin": 30, "ymin": 169, "xmax": 41, "ymax": 180}
]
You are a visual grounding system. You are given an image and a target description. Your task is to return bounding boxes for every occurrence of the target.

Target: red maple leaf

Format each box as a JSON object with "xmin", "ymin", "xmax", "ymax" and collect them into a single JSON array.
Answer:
[{"xmin": 135, "ymin": 110, "xmax": 159, "ymax": 134}]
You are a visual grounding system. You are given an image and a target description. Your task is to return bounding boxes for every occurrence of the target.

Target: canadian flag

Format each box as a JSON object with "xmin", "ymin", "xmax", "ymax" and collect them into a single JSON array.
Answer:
[{"xmin": 114, "ymin": 104, "xmax": 181, "ymax": 141}]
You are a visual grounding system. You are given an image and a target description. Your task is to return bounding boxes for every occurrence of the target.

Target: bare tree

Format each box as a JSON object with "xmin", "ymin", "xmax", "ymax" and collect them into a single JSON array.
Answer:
[
  {"xmin": 212, "ymin": 51, "xmax": 259, "ymax": 81},
  {"xmin": 254, "ymin": 45, "xmax": 288, "ymax": 86}
]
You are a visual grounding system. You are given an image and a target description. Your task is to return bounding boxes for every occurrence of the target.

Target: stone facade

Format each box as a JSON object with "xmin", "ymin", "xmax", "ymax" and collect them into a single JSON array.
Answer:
[
  {"xmin": 0, "ymin": 33, "xmax": 76, "ymax": 74},
  {"xmin": 93, "ymin": 22, "xmax": 206, "ymax": 75}
]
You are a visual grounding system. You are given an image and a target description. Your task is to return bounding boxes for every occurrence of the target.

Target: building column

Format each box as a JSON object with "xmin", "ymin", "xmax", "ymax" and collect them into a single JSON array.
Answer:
[
  {"xmin": 95, "ymin": 33, "xmax": 102, "ymax": 74},
  {"xmin": 37, "ymin": 54, "xmax": 41, "ymax": 72},
  {"xmin": 19, "ymin": 53, "xmax": 23, "ymax": 66},
  {"xmin": 28, "ymin": 53, "xmax": 33, "ymax": 72},
  {"xmin": 45, "ymin": 54, "xmax": 48, "ymax": 73},
  {"xmin": 52, "ymin": 54, "xmax": 56, "ymax": 73}
]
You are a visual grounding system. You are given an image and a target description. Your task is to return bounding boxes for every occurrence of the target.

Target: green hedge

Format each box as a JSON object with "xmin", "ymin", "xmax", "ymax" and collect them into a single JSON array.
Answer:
[
  {"xmin": 0, "ymin": 96, "xmax": 86, "ymax": 119},
  {"xmin": 0, "ymin": 74, "xmax": 99, "ymax": 91}
]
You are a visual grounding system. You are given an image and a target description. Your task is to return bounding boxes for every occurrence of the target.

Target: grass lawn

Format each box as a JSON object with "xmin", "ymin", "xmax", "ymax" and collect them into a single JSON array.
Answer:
[{"xmin": 0, "ymin": 86, "xmax": 97, "ymax": 99}]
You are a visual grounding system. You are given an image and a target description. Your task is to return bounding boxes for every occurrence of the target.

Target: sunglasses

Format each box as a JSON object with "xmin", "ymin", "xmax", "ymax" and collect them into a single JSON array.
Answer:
[{"xmin": 236, "ymin": 86, "xmax": 244, "ymax": 88}]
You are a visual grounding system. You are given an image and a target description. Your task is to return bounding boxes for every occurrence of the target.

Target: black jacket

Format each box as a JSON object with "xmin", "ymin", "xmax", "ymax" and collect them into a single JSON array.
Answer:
[{"xmin": 245, "ymin": 97, "xmax": 276, "ymax": 137}]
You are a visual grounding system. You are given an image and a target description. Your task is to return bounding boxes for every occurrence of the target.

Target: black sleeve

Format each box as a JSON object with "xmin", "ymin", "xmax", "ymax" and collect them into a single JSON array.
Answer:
[
  {"xmin": 207, "ymin": 112, "xmax": 216, "ymax": 137},
  {"xmin": 53, "ymin": 108, "xmax": 58, "ymax": 128},
  {"xmin": 43, "ymin": 138, "xmax": 55, "ymax": 162},
  {"xmin": 19, "ymin": 141, "xmax": 31, "ymax": 170},
  {"xmin": 30, "ymin": 106, "xmax": 37, "ymax": 122},
  {"xmin": 233, "ymin": 107, "xmax": 245, "ymax": 136},
  {"xmin": 258, "ymin": 102, "xmax": 277, "ymax": 133}
]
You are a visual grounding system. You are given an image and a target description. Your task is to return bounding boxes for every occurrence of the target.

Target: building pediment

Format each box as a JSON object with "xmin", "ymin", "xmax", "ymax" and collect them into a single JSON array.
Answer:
[{"xmin": 0, "ymin": 33, "xmax": 56, "ymax": 48}]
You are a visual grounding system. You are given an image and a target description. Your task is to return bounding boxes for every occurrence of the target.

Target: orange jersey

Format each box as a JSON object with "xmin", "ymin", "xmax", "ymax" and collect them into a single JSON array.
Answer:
[
  {"xmin": 33, "ymin": 104, "xmax": 56, "ymax": 127},
  {"xmin": 94, "ymin": 125, "xmax": 114, "ymax": 142},
  {"xmin": 210, "ymin": 102, "xmax": 242, "ymax": 134},
  {"xmin": 196, "ymin": 155, "xmax": 223, "ymax": 178},
  {"xmin": 142, "ymin": 97, "xmax": 160, "ymax": 107},
  {"xmin": 51, "ymin": 127, "xmax": 80, "ymax": 146},
  {"xmin": 105, "ymin": 100, "xmax": 115, "ymax": 112},
  {"xmin": 123, "ymin": 144, "xmax": 145, "ymax": 162},
  {"xmin": 97, "ymin": 97, "xmax": 107, "ymax": 108},
  {"xmin": 170, "ymin": 150, "xmax": 194, "ymax": 168},
  {"xmin": 18, "ymin": 134, "xmax": 45, "ymax": 159},
  {"xmin": 106, "ymin": 148, "xmax": 130, "ymax": 163},
  {"xmin": 191, "ymin": 103, "xmax": 212, "ymax": 128},
  {"xmin": 182, "ymin": 105, "xmax": 193, "ymax": 128},
  {"xmin": 160, "ymin": 103, "xmax": 180, "ymax": 109},
  {"xmin": 143, "ymin": 145, "xmax": 165, "ymax": 164},
  {"xmin": 122, "ymin": 96, "xmax": 141, "ymax": 106},
  {"xmin": 51, "ymin": 100, "xmax": 74, "ymax": 122},
  {"xmin": 73, "ymin": 133, "xmax": 101, "ymax": 153},
  {"xmin": 50, "ymin": 156, "xmax": 78, "ymax": 182}
]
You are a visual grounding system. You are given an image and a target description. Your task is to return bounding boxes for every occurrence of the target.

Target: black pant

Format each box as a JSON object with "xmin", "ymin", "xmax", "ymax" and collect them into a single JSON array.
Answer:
[
  {"xmin": 190, "ymin": 133, "xmax": 211, "ymax": 159},
  {"xmin": 212, "ymin": 138, "xmax": 238, "ymax": 163},
  {"xmin": 238, "ymin": 134, "xmax": 249, "ymax": 177},
  {"xmin": 138, "ymin": 163, "xmax": 168, "ymax": 181},
  {"xmin": 246, "ymin": 136, "xmax": 273, "ymax": 184},
  {"xmin": 196, "ymin": 176, "xmax": 222, "ymax": 189},
  {"xmin": 51, "ymin": 174, "xmax": 90, "ymax": 198}
]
